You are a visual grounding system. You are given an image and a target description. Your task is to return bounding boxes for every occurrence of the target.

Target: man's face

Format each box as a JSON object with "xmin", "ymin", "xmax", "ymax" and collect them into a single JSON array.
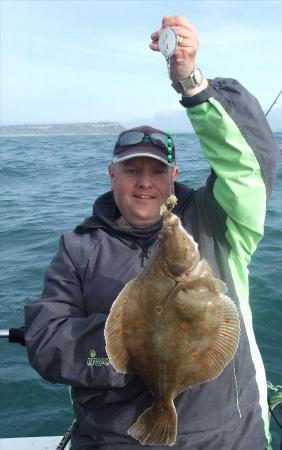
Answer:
[{"xmin": 108, "ymin": 157, "xmax": 179, "ymax": 229}]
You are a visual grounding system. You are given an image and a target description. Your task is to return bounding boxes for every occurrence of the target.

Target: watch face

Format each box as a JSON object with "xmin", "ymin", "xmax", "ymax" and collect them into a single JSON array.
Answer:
[
  {"xmin": 193, "ymin": 67, "xmax": 203, "ymax": 85},
  {"xmin": 158, "ymin": 27, "xmax": 178, "ymax": 58}
]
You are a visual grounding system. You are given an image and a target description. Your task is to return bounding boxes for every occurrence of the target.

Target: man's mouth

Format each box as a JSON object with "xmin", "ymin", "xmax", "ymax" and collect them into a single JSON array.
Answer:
[{"xmin": 133, "ymin": 194, "xmax": 157, "ymax": 199}]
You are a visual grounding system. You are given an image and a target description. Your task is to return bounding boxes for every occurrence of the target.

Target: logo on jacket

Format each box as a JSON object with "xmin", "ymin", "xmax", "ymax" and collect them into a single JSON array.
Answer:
[{"xmin": 87, "ymin": 349, "xmax": 111, "ymax": 367}]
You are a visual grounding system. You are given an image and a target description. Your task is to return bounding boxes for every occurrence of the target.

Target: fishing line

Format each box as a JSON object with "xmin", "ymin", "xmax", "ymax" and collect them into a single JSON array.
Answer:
[
  {"xmin": 232, "ymin": 359, "xmax": 242, "ymax": 418},
  {"xmin": 158, "ymin": 26, "xmax": 178, "ymax": 95},
  {"xmin": 0, "ymin": 302, "xmax": 14, "ymax": 312},
  {"xmin": 269, "ymin": 404, "xmax": 282, "ymax": 429},
  {"xmin": 158, "ymin": 27, "xmax": 179, "ymax": 199},
  {"xmin": 265, "ymin": 89, "xmax": 282, "ymax": 117},
  {"xmin": 167, "ymin": 166, "xmax": 173, "ymax": 197}
]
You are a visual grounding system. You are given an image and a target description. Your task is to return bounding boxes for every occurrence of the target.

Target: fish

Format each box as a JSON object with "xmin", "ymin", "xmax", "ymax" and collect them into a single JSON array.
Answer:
[{"xmin": 104, "ymin": 194, "xmax": 240, "ymax": 447}]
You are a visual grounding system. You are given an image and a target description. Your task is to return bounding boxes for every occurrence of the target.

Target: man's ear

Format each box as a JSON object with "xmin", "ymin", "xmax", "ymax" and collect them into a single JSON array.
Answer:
[
  {"xmin": 108, "ymin": 164, "xmax": 114, "ymax": 182},
  {"xmin": 172, "ymin": 166, "xmax": 179, "ymax": 181}
]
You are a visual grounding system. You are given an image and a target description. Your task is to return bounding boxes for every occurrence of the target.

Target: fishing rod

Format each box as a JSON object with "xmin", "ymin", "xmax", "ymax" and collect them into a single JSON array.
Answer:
[
  {"xmin": 0, "ymin": 327, "xmax": 25, "ymax": 345},
  {"xmin": 265, "ymin": 89, "xmax": 282, "ymax": 117}
]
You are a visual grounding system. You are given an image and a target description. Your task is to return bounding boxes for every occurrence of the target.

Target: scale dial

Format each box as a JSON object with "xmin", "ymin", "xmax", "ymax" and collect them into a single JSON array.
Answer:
[{"xmin": 158, "ymin": 27, "xmax": 178, "ymax": 59}]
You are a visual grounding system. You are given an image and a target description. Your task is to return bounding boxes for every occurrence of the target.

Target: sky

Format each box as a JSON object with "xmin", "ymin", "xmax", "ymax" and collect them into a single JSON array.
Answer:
[{"xmin": 1, "ymin": 0, "xmax": 282, "ymax": 128}]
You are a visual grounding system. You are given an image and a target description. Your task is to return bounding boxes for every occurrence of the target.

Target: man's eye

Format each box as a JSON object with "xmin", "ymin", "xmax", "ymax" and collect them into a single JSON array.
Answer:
[{"xmin": 154, "ymin": 169, "xmax": 166, "ymax": 175}]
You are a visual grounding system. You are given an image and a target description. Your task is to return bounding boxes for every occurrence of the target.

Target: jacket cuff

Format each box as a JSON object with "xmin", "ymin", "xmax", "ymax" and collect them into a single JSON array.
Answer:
[{"xmin": 179, "ymin": 81, "xmax": 216, "ymax": 108}]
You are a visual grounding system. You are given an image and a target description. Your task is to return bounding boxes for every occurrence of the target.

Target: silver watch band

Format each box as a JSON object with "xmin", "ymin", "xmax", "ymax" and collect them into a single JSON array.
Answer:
[{"xmin": 171, "ymin": 67, "xmax": 203, "ymax": 94}]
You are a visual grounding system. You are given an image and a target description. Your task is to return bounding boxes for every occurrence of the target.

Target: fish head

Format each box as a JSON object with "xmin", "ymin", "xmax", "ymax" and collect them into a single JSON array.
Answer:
[{"xmin": 158, "ymin": 211, "xmax": 199, "ymax": 277}]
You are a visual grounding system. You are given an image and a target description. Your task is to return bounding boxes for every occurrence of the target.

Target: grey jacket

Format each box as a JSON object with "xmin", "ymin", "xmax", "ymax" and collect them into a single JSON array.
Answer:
[{"xmin": 24, "ymin": 78, "xmax": 279, "ymax": 449}]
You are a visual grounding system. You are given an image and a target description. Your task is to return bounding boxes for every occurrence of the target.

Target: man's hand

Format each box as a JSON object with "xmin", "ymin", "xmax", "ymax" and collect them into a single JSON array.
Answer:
[{"xmin": 150, "ymin": 15, "xmax": 208, "ymax": 95}]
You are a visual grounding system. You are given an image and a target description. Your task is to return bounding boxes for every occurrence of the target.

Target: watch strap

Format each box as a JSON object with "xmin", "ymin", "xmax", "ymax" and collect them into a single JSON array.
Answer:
[{"xmin": 171, "ymin": 67, "xmax": 203, "ymax": 94}]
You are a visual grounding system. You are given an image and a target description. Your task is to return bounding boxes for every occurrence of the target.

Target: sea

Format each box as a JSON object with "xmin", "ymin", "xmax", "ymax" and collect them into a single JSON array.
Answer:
[{"xmin": 0, "ymin": 132, "xmax": 281, "ymax": 448}]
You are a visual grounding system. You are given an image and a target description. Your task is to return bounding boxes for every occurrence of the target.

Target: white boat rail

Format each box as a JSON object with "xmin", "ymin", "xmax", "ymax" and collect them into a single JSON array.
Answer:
[{"xmin": 0, "ymin": 436, "xmax": 69, "ymax": 450}]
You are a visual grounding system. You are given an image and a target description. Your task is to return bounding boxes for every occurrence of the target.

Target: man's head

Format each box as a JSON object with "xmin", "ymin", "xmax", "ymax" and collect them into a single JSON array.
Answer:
[{"xmin": 109, "ymin": 125, "xmax": 179, "ymax": 229}]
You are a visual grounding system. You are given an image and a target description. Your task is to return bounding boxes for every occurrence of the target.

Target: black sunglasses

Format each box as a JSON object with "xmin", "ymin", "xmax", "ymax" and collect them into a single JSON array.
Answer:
[{"xmin": 116, "ymin": 131, "xmax": 175, "ymax": 150}]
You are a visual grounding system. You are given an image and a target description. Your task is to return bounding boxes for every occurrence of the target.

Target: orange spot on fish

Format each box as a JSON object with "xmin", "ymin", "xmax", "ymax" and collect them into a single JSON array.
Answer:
[
  {"xmin": 201, "ymin": 362, "xmax": 209, "ymax": 369},
  {"xmin": 202, "ymin": 327, "xmax": 209, "ymax": 333},
  {"xmin": 133, "ymin": 319, "xmax": 141, "ymax": 328},
  {"xmin": 155, "ymin": 305, "xmax": 163, "ymax": 316},
  {"xmin": 220, "ymin": 331, "xmax": 229, "ymax": 337},
  {"xmin": 180, "ymin": 322, "xmax": 189, "ymax": 330},
  {"xmin": 168, "ymin": 341, "xmax": 177, "ymax": 348},
  {"xmin": 191, "ymin": 352, "xmax": 200, "ymax": 360},
  {"xmin": 177, "ymin": 375, "xmax": 185, "ymax": 384},
  {"xmin": 159, "ymin": 363, "xmax": 167, "ymax": 370},
  {"xmin": 225, "ymin": 319, "xmax": 232, "ymax": 324},
  {"xmin": 175, "ymin": 332, "xmax": 182, "ymax": 338},
  {"xmin": 178, "ymin": 302, "xmax": 186, "ymax": 309},
  {"xmin": 139, "ymin": 287, "xmax": 145, "ymax": 293}
]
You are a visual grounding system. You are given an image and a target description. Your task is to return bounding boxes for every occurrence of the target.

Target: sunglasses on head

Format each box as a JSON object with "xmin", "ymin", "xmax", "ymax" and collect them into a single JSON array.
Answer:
[{"xmin": 115, "ymin": 131, "xmax": 175, "ymax": 150}]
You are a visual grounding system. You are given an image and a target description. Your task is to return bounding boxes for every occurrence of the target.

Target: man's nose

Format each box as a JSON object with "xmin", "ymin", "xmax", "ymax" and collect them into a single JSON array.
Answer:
[{"xmin": 136, "ymin": 170, "xmax": 152, "ymax": 188}]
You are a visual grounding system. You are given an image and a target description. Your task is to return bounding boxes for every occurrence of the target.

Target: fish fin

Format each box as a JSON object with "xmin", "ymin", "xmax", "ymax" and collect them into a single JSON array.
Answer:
[
  {"xmin": 190, "ymin": 295, "xmax": 240, "ymax": 385},
  {"xmin": 128, "ymin": 400, "xmax": 177, "ymax": 447},
  {"xmin": 213, "ymin": 278, "xmax": 228, "ymax": 294},
  {"xmin": 104, "ymin": 278, "xmax": 137, "ymax": 374}
]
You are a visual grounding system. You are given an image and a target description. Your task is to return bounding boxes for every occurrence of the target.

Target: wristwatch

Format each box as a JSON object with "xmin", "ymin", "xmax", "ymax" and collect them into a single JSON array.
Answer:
[{"xmin": 171, "ymin": 66, "xmax": 203, "ymax": 94}]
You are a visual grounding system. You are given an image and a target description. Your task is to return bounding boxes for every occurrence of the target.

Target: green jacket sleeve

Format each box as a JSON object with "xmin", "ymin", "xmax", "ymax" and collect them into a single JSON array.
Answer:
[{"xmin": 181, "ymin": 78, "xmax": 279, "ymax": 265}]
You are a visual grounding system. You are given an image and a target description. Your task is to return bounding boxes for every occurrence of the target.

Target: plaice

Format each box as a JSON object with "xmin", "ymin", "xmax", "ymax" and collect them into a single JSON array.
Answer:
[{"xmin": 105, "ymin": 195, "xmax": 240, "ymax": 447}]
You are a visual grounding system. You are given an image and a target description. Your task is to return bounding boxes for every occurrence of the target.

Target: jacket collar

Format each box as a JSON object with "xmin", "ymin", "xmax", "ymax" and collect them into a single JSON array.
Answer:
[{"xmin": 74, "ymin": 182, "xmax": 194, "ymax": 238}]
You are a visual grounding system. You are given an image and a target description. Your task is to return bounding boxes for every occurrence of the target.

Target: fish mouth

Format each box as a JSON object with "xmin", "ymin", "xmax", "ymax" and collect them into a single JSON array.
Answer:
[
  {"xmin": 175, "ymin": 269, "xmax": 195, "ymax": 281},
  {"xmin": 177, "ymin": 270, "xmax": 191, "ymax": 278},
  {"xmin": 175, "ymin": 251, "xmax": 200, "ymax": 280},
  {"xmin": 169, "ymin": 250, "xmax": 200, "ymax": 281},
  {"xmin": 161, "ymin": 259, "xmax": 193, "ymax": 280}
]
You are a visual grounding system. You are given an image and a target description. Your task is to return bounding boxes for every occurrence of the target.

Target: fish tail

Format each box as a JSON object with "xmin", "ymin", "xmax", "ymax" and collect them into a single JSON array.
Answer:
[{"xmin": 127, "ymin": 399, "xmax": 177, "ymax": 446}]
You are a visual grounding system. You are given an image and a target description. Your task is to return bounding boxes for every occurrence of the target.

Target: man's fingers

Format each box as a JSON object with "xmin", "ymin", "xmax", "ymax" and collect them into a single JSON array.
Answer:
[
  {"xmin": 150, "ymin": 29, "xmax": 198, "ymax": 53},
  {"xmin": 151, "ymin": 31, "xmax": 160, "ymax": 41},
  {"xmin": 162, "ymin": 15, "xmax": 197, "ymax": 33},
  {"xmin": 150, "ymin": 31, "xmax": 160, "ymax": 51},
  {"xmin": 176, "ymin": 31, "xmax": 199, "ymax": 52},
  {"xmin": 150, "ymin": 17, "xmax": 199, "ymax": 56},
  {"xmin": 149, "ymin": 41, "xmax": 160, "ymax": 52},
  {"xmin": 150, "ymin": 15, "xmax": 199, "ymax": 81},
  {"xmin": 171, "ymin": 27, "xmax": 197, "ymax": 40},
  {"xmin": 151, "ymin": 17, "xmax": 197, "ymax": 41}
]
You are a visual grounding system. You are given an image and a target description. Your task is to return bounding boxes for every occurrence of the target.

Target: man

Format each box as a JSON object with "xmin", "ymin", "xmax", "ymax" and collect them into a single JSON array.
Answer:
[{"xmin": 24, "ymin": 15, "xmax": 279, "ymax": 449}]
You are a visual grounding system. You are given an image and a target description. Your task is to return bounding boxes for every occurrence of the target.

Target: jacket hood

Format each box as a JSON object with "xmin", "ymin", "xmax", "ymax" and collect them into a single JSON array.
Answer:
[{"xmin": 74, "ymin": 182, "xmax": 194, "ymax": 240}]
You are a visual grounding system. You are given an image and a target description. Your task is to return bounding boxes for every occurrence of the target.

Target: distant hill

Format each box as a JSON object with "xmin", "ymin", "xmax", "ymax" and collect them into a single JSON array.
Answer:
[
  {"xmin": 0, "ymin": 122, "xmax": 124, "ymax": 137},
  {"xmin": 1, "ymin": 108, "xmax": 280, "ymax": 137}
]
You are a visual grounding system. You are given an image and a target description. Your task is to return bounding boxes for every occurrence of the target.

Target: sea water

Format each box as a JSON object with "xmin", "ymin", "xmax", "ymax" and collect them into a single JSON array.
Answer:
[{"xmin": 0, "ymin": 133, "xmax": 281, "ymax": 447}]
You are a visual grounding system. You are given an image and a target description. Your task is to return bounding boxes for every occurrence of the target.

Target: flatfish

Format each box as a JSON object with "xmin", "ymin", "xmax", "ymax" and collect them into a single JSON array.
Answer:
[{"xmin": 104, "ymin": 195, "xmax": 240, "ymax": 446}]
